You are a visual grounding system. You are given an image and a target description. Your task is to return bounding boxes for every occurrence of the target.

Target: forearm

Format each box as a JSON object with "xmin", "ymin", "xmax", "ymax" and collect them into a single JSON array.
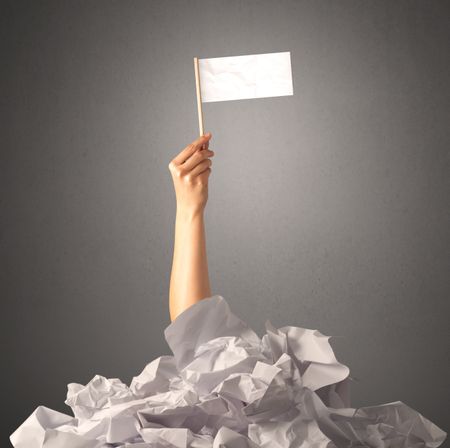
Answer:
[{"xmin": 168, "ymin": 207, "xmax": 211, "ymax": 322}]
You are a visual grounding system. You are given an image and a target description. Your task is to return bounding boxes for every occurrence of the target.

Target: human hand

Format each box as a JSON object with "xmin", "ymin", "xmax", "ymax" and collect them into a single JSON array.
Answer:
[{"xmin": 168, "ymin": 133, "xmax": 215, "ymax": 216}]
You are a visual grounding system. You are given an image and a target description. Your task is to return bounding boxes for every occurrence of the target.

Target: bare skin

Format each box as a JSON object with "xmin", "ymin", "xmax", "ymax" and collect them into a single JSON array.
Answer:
[{"xmin": 167, "ymin": 132, "xmax": 215, "ymax": 322}]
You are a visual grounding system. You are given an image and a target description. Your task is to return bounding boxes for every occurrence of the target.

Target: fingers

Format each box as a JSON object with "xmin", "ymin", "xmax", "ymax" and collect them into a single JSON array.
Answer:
[
  {"xmin": 181, "ymin": 148, "xmax": 214, "ymax": 172},
  {"xmin": 197, "ymin": 167, "xmax": 211, "ymax": 184},
  {"xmin": 189, "ymin": 158, "xmax": 212, "ymax": 177},
  {"xmin": 172, "ymin": 133, "xmax": 212, "ymax": 166}
]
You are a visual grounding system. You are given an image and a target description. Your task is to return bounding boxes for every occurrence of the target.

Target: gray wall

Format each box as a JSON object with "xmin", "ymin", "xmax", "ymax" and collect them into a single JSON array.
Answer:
[{"xmin": 2, "ymin": 0, "xmax": 449, "ymax": 443}]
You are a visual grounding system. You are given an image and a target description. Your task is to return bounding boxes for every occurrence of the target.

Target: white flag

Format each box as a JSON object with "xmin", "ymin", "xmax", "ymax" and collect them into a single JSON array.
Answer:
[{"xmin": 198, "ymin": 51, "xmax": 293, "ymax": 103}]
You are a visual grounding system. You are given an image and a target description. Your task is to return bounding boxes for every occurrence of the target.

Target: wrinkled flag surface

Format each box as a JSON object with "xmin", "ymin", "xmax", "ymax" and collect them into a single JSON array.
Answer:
[
  {"xmin": 198, "ymin": 52, "xmax": 293, "ymax": 102},
  {"xmin": 10, "ymin": 295, "xmax": 447, "ymax": 447}
]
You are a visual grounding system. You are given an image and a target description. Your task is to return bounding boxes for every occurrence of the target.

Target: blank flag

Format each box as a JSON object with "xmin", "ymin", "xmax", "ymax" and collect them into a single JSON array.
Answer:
[{"xmin": 198, "ymin": 51, "xmax": 294, "ymax": 103}]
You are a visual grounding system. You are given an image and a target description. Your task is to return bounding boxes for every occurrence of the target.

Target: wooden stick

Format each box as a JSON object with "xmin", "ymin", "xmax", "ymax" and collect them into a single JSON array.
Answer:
[{"xmin": 193, "ymin": 57, "xmax": 204, "ymax": 136}]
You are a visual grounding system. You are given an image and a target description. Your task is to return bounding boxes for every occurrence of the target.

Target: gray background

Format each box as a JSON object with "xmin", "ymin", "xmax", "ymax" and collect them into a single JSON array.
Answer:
[{"xmin": 2, "ymin": 0, "xmax": 449, "ymax": 444}]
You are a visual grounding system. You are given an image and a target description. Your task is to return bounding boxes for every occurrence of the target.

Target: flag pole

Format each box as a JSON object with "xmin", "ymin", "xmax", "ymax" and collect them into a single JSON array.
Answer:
[{"xmin": 193, "ymin": 57, "xmax": 204, "ymax": 136}]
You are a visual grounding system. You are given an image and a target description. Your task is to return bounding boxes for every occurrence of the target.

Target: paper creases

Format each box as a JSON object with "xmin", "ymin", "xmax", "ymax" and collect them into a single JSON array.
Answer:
[
  {"xmin": 10, "ymin": 295, "xmax": 447, "ymax": 447},
  {"xmin": 198, "ymin": 52, "xmax": 293, "ymax": 103}
]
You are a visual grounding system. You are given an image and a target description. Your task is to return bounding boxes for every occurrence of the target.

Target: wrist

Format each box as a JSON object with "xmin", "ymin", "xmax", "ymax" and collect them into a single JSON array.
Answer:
[{"xmin": 176, "ymin": 206, "xmax": 204, "ymax": 222}]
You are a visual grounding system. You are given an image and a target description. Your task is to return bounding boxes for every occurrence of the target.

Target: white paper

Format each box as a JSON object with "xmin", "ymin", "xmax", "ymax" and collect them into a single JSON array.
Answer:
[
  {"xmin": 198, "ymin": 52, "xmax": 293, "ymax": 102},
  {"xmin": 10, "ymin": 295, "xmax": 448, "ymax": 447}
]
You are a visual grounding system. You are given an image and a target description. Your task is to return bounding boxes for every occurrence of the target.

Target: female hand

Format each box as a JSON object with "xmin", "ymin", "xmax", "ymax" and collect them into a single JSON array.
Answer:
[{"xmin": 168, "ymin": 133, "xmax": 215, "ymax": 216}]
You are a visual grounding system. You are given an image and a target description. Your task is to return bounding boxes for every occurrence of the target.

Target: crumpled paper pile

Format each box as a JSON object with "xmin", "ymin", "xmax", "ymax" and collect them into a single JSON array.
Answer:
[{"xmin": 10, "ymin": 295, "xmax": 447, "ymax": 447}]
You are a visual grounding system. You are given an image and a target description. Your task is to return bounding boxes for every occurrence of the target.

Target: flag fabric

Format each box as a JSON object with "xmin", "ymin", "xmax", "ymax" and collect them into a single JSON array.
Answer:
[{"xmin": 198, "ymin": 51, "xmax": 293, "ymax": 103}]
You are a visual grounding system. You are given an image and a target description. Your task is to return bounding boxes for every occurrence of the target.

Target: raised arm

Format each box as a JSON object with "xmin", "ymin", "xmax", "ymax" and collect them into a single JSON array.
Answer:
[{"xmin": 167, "ymin": 132, "xmax": 215, "ymax": 322}]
